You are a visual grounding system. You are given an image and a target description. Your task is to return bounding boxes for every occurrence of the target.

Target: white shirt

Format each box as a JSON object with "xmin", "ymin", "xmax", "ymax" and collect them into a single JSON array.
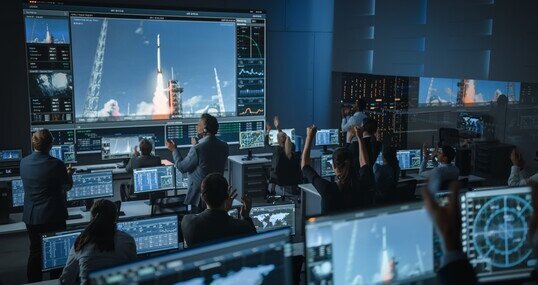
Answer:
[
  {"xmin": 507, "ymin": 166, "xmax": 538, "ymax": 186},
  {"xmin": 341, "ymin": 111, "xmax": 367, "ymax": 143}
]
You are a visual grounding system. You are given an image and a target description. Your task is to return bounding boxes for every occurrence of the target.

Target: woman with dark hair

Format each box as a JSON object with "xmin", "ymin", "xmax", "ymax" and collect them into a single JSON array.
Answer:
[
  {"xmin": 373, "ymin": 146, "xmax": 400, "ymax": 202},
  {"xmin": 301, "ymin": 125, "xmax": 373, "ymax": 214},
  {"xmin": 60, "ymin": 200, "xmax": 137, "ymax": 285}
]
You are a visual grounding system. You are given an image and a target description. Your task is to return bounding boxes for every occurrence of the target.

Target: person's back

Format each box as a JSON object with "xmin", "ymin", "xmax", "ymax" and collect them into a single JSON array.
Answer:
[
  {"xmin": 181, "ymin": 173, "xmax": 256, "ymax": 247},
  {"xmin": 21, "ymin": 152, "xmax": 70, "ymax": 224},
  {"xmin": 373, "ymin": 147, "xmax": 400, "ymax": 201},
  {"xmin": 182, "ymin": 209, "xmax": 255, "ymax": 247},
  {"xmin": 60, "ymin": 200, "xmax": 136, "ymax": 285},
  {"xmin": 125, "ymin": 139, "xmax": 162, "ymax": 173}
]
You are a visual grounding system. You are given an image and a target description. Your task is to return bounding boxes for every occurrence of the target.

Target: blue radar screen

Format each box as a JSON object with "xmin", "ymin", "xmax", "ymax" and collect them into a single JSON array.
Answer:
[{"xmin": 461, "ymin": 188, "xmax": 536, "ymax": 278}]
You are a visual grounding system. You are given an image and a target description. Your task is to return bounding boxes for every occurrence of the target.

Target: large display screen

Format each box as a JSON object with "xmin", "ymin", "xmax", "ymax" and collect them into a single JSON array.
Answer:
[{"xmin": 23, "ymin": 1, "xmax": 266, "ymax": 151}]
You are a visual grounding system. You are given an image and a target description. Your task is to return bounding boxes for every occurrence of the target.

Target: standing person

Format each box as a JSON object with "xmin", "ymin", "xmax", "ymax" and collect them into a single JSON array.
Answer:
[
  {"xmin": 341, "ymin": 99, "xmax": 368, "ymax": 144},
  {"xmin": 301, "ymin": 125, "xmax": 373, "ymax": 214},
  {"xmin": 21, "ymin": 129, "xmax": 74, "ymax": 282},
  {"xmin": 166, "ymin": 113, "xmax": 229, "ymax": 213},
  {"xmin": 373, "ymin": 147, "xmax": 400, "ymax": 202},
  {"xmin": 60, "ymin": 200, "xmax": 137, "ymax": 285}
]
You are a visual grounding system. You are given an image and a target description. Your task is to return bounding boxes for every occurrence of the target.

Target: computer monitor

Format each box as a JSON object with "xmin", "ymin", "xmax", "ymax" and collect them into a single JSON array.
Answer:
[
  {"xmin": 67, "ymin": 171, "xmax": 114, "ymax": 202},
  {"xmin": 320, "ymin": 154, "xmax": 335, "ymax": 177},
  {"xmin": 101, "ymin": 135, "xmax": 155, "ymax": 160},
  {"xmin": 250, "ymin": 203, "xmax": 296, "ymax": 235},
  {"xmin": 457, "ymin": 113, "xmax": 484, "ymax": 138},
  {"xmin": 11, "ymin": 178, "xmax": 24, "ymax": 208},
  {"xmin": 375, "ymin": 149, "xmax": 422, "ymax": 170},
  {"xmin": 268, "ymin": 129, "xmax": 296, "ymax": 146},
  {"xmin": 315, "ymin": 129, "xmax": 339, "ymax": 147},
  {"xmin": 305, "ymin": 203, "xmax": 436, "ymax": 284},
  {"xmin": 0, "ymin": 149, "xmax": 22, "ymax": 162},
  {"xmin": 42, "ymin": 229, "xmax": 82, "ymax": 271},
  {"xmin": 239, "ymin": 130, "xmax": 265, "ymax": 160},
  {"xmin": 133, "ymin": 166, "xmax": 175, "ymax": 194},
  {"xmin": 175, "ymin": 169, "xmax": 188, "ymax": 190},
  {"xmin": 49, "ymin": 144, "xmax": 76, "ymax": 163},
  {"xmin": 88, "ymin": 228, "xmax": 293, "ymax": 285},
  {"xmin": 117, "ymin": 215, "xmax": 179, "ymax": 255},
  {"xmin": 460, "ymin": 186, "xmax": 536, "ymax": 282}
]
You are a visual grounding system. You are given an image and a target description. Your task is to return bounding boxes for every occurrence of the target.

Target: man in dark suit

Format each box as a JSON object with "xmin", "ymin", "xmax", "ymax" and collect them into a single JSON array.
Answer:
[
  {"xmin": 166, "ymin": 113, "xmax": 229, "ymax": 213},
  {"xmin": 181, "ymin": 173, "xmax": 256, "ymax": 247},
  {"xmin": 21, "ymin": 130, "xmax": 74, "ymax": 282},
  {"xmin": 125, "ymin": 138, "xmax": 161, "ymax": 173}
]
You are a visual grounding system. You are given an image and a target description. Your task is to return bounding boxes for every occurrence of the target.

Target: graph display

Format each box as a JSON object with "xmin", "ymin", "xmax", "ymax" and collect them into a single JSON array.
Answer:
[
  {"xmin": 305, "ymin": 203, "xmax": 435, "ymax": 285},
  {"xmin": 117, "ymin": 215, "xmax": 179, "ymax": 255},
  {"xmin": 250, "ymin": 204, "xmax": 295, "ymax": 235},
  {"xmin": 67, "ymin": 171, "xmax": 113, "ymax": 201},
  {"xmin": 315, "ymin": 129, "xmax": 339, "ymax": 146},
  {"xmin": 461, "ymin": 187, "xmax": 536, "ymax": 281},
  {"xmin": 133, "ymin": 166, "xmax": 175, "ymax": 193},
  {"xmin": 320, "ymin": 154, "xmax": 335, "ymax": 177},
  {"xmin": 396, "ymin": 149, "xmax": 422, "ymax": 170},
  {"xmin": 239, "ymin": 130, "xmax": 265, "ymax": 149},
  {"xmin": 88, "ymin": 228, "xmax": 293, "ymax": 285},
  {"xmin": 11, "ymin": 179, "xmax": 24, "ymax": 208},
  {"xmin": 42, "ymin": 230, "xmax": 81, "ymax": 271}
]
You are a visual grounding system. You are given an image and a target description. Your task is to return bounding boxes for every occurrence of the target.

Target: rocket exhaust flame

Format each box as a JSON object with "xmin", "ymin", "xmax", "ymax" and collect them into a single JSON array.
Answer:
[{"xmin": 153, "ymin": 34, "xmax": 170, "ymax": 119}]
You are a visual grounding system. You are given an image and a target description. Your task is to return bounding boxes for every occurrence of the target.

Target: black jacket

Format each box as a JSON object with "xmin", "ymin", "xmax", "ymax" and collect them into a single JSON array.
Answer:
[{"xmin": 181, "ymin": 209, "xmax": 257, "ymax": 247}]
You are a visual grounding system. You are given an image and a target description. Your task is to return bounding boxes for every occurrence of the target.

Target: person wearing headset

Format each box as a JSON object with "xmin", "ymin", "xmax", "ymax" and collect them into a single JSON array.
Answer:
[{"xmin": 166, "ymin": 113, "xmax": 229, "ymax": 214}]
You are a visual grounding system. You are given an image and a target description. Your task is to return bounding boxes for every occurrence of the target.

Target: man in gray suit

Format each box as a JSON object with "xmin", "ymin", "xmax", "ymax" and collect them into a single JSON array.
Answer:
[
  {"xmin": 125, "ymin": 138, "xmax": 161, "ymax": 173},
  {"xmin": 166, "ymin": 113, "xmax": 229, "ymax": 213}
]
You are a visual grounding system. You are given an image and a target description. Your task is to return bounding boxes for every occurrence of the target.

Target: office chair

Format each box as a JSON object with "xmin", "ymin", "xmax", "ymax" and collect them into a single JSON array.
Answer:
[{"xmin": 266, "ymin": 153, "xmax": 302, "ymax": 204}]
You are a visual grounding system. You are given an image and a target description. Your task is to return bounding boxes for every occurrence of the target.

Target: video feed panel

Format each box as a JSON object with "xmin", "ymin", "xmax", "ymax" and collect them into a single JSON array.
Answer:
[
  {"xmin": 305, "ymin": 203, "xmax": 435, "ymax": 285},
  {"xmin": 11, "ymin": 179, "xmax": 24, "ymax": 207},
  {"xmin": 49, "ymin": 144, "xmax": 76, "ymax": 163},
  {"xmin": 42, "ymin": 231, "xmax": 81, "ymax": 271},
  {"xmin": 165, "ymin": 120, "xmax": 264, "ymax": 146},
  {"xmin": 67, "ymin": 171, "xmax": 113, "ymax": 201},
  {"xmin": 88, "ymin": 228, "xmax": 292, "ymax": 285},
  {"xmin": 461, "ymin": 187, "xmax": 536, "ymax": 281},
  {"xmin": 0, "ymin": 150, "xmax": 22, "ymax": 162},
  {"xmin": 117, "ymin": 215, "xmax": 179, "ymax": 255},
  {"xmin": 320, "ymin": 154, "xmax": 335, "ymax": 177},
  {"xmin": 75, "ymin": 126, "xmax": 164, "ymax": 153},
  {"xmin": 250, "ymin": 204, "xmax": 295, "ymax": 235},
  {"xmin": 133, "ymin": 166, "xmax": 175, "ymax": 193}
]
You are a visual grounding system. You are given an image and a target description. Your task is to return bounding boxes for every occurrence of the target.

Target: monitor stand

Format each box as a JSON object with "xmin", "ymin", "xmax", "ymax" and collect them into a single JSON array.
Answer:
[
  {"xmin": 67, "ymin": 214, "xmax": 83, "ymax": 220},
  {"xmin": 242, "ymin": 149, "xmax": 254, "ymax": 161},
  {"xmin": 118, "ymin": 211, "xmax": 126, "ymax": 217},
  {"xmin": 80, "ymin": 199, "xmax": 93, "ymax": 212}
]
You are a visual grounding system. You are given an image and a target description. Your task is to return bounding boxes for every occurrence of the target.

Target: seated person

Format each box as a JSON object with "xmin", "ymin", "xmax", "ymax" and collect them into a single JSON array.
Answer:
[
  {"xmin": 422, "ymin": 182, "xmax": 478, "ymax": 285},
  {"xmin": 269, "ymin": 132, "xmax": 298, "ymax": 195},
  {"xmin": 125, "ymin": 138, "xmax": 161, "ymax": 173},
  {"xmin": 348, "ymin": 117, "xmax": 382, "ymax": 169},
  {"xmin": 508, "ymin": 148, "xmax": 538, "ymax": 186},
  {"xmin": 302, "ymin": 125, "xmax": 374, "ymax": 214},
  {"xmin": 181, "ymin": 173, "xmax": 256, "ymax": 247},
  {"xmin": 373, "ymin": 146, "xmax": 400, "ymax": 202},
  {"xmin": 419, "ymin": 144, "xmax": 459, "ymax": 194},
  {"xmin": 60, "ymin": 200, "xmax": 137, "ymax": 285}
]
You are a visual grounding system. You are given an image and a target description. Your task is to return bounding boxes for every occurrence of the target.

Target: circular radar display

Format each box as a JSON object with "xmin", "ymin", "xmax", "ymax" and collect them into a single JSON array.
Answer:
[{"xmin": 472, "ymin": 195, "xmax": 533, "ymax": 268}]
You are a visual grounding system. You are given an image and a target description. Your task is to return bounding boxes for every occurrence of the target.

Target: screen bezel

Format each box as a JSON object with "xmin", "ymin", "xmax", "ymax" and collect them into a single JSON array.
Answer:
[
  {"xmin": 238, "ymin": 130, "xmax": 266, "ymax": 150},
  {"xmin": 0, "ymin": 149, "xmax": 23, "ymax": 162},
  {"xmin": 41, "ymin": 228, "xmax": 83, "ymax": 271},
  {"xmin": 250, "ymin": 203, "xmax": 296, "ymax": 235},
  {"xmin": 116, "ymin": 214, "xmax": 180, "ymax": 255}
]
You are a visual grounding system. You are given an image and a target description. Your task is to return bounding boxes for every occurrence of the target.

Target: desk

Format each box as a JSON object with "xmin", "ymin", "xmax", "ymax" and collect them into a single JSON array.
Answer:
[
  {"xmin": 0, "ymin": 200, "xmax": 152, "ymax": 236},
  {"xmin": 406, "ymin": 173, "xmax": 486, "ymax": 184},
  {"xmin": 298, "ymin": 183, "xmax": 322, "ymax": 217},
  {"xmin": 228, "ymin": 154, "xmax": 272, "ymax": 199}
]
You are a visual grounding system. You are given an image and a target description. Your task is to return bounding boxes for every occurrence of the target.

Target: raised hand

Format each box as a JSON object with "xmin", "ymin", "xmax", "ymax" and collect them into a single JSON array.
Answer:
[
  {"xmin": 165, "ymin": 139, "xmax": 177, "ymax": 152},
  {"xmin": 240, "ymin": 193, "xmax": 252, "ymax": 219},
  {"xmin": 66, "ymin": 164, "xmax": 75, "ymax": 176},
  {"xmin": 225, "ymin": 186, "xmax": 238, "ymax": 211},
  {"xmin": 422, "ymin": 181, "xmax": 462, "ymax": 251},
  {"xmin": 133, "ymin": 146, "xmax": 140, "ymax": 157},
  {"xmin": 511, "ymin": 148, "xmax": 524, "ymax": 168},
  {"xmin": 353, "ymin": 125, "xmax": 363, "ymax": 139},
  {"xmin": 306, "ymin": 125, "xmax": 317, "ymax": 140}
]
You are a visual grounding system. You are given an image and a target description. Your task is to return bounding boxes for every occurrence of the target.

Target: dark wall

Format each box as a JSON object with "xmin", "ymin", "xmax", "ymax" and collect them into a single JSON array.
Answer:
[
  {"xmin": 0, "ymin": 0, "xmax": 335, "ymax": 160},
  {"xmin": 332, "ymin": 0, "xmax": 538, "ymax": 173}
]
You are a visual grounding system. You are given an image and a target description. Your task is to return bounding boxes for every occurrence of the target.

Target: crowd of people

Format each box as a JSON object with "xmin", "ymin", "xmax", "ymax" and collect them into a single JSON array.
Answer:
[{"xmin": 18, "ymin": 109, "xmax": 538, "ymax": 284}]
